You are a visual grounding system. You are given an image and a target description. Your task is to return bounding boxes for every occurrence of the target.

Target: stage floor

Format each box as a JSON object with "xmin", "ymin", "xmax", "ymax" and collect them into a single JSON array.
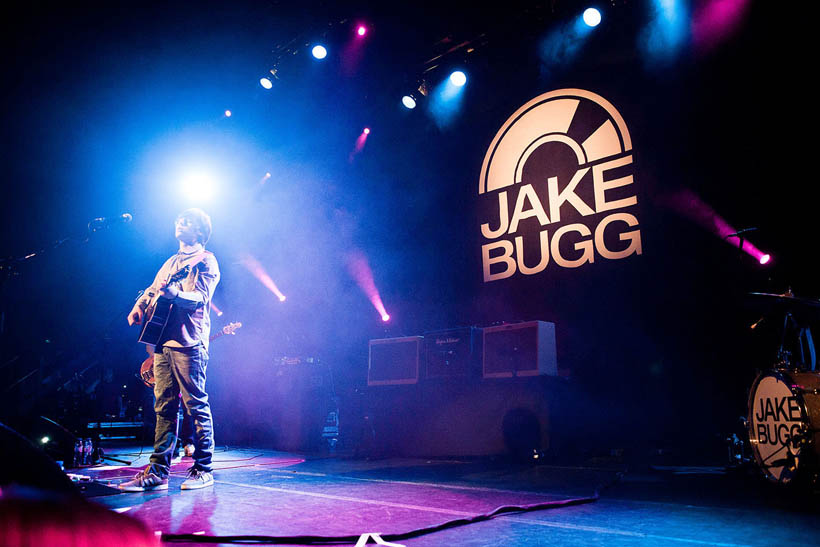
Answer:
[{"xmin": 82, "ymin": 446, "xmax": 819, "ymax": 546}]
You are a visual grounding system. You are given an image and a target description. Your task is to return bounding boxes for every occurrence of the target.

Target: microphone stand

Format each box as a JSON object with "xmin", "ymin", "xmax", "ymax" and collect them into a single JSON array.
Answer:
[{"xmin": 0, "ymin": 219, "xmax": 129, "ymax": 403}]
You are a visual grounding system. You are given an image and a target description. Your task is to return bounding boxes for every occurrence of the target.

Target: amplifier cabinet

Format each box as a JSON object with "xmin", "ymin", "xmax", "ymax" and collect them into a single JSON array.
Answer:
[
  {"xmin": 423, "ymin": 327, "xmax": 481, "ymax": 379},
  {"xmin": 482, "ymin": 321, "xmax": 557, "ymax": 378},
  {"xmin": 368, "ymin": 336, "xmax": 423, "ymax": 386}
]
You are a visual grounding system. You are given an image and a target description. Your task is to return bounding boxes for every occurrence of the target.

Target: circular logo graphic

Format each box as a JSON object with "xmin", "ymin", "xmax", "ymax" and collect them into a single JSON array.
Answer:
[
  {"xmin": 479, "ymin": 88, "xmax": 632, "ymax": 195},
  {"xmin": 749, "ymin": 375, "xmax": 805, "ymax": 483}
]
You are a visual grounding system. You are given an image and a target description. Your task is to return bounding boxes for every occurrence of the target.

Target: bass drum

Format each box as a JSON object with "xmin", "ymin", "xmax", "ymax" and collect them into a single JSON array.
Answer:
[{"xmin": 747, "ymin": 370, "xmax": 820, "ymax": 484}]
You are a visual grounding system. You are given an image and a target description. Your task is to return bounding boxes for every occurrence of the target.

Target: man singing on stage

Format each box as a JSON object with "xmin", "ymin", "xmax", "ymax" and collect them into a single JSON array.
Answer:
[{"xmin": 120, "ymin": 208, "xmax": 220, "ymax": 491}]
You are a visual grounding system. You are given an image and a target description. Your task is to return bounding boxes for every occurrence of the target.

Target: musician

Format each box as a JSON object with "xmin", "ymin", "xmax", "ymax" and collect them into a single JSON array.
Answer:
[{"xmin": 120, "ymin": 208, "xmax": 220, "ymax": 491}]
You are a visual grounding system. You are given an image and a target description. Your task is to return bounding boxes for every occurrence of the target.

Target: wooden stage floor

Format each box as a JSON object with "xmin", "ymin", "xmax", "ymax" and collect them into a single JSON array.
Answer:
[{"xmin": 82, "ymin": 446, "xmax": 820, "ymax": 546}]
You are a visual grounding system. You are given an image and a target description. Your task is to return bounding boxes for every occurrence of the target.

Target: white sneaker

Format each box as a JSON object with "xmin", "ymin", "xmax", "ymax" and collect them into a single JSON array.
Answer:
[
  {"xmin": 180, "ymin": 468, "xmax": 214, "ymax": 490},
  {"xmin": 119, "ymin": 470, "xmax": 169, "ymax": 492}
]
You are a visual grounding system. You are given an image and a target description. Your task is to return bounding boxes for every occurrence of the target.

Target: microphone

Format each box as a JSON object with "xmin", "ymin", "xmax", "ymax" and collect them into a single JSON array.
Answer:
[
  {"xmin": 88, "ymin": 213, "xmax": 133, "ymax": 232},
  {"xmin": 726, "ymin": 227, "xmax": 757, "ymax": 238}
]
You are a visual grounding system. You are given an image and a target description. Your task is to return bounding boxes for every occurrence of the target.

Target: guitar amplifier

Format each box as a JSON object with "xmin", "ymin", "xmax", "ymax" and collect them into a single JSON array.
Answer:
[
  {"xmin": 368, "ymin": 336, "xmax": 423, "ymax": 386},
  {"xmin": 482, "ymin": 321, "xmax": 557, "ymax": 378},
  {"xmin": 423, "ymin": 327, "xmax": 480, "ymax": 379}
]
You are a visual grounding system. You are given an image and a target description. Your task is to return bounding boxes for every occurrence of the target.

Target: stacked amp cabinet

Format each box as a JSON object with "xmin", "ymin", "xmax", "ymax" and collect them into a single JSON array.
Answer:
[
  {"xmin": 367, "ymin": 336, "xmax": 423, "ymax": 386},
  {"xmin": 364, "ymin": 321, "xmax": 562, "ymax": 458},
  {"xmin": 482, "ymin": 321, "xmax": 557, "ymax": 378},
  {"xmin": 367, "ymin": 322, "xmax": 557, "ymax": 384},
  {"xmin": 424, "ymin": 327, "xmax": 481, "ymax": 380}
]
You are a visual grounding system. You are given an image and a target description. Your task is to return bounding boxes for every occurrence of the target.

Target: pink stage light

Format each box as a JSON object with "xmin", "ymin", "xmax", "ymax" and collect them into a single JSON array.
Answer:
[
  {"xmin": 663, "ymin": 189, "xmax": 771, "ymax": 265},
  {"xmin": 211, "ymin": 302, "xmax": 224, "ymax": 317},
  {"xmin": 345, "ymin": 250, "xmax": 390, "ymax": 322},
  {"xmin": 348, "ymin": 129, "xmax": 370, "ymax": 163},
  {"xmin": 357, "ymin": 25, "xmax": 367, "ymax": 37},
  {"xmin": 693, "ymin": 0, "xmax": 750, "ymax": 52},
  {"xmin": 240, "ymin": 253, "xmax": 287, "ymax": 302}
]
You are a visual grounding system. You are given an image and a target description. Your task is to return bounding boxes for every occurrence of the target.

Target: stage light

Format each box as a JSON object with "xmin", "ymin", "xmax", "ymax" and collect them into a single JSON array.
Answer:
[
  {"xmin": 346, "ymin": 250, "xmax": 390, "ymax": 323},
  {"xmin": 180, "ymin": 171, "xmax": 217, "ymax": 201},
  {"xmin": 312, "ymin": 45, "xmax": 328, "ymax": 59},
  {"xmin": 363, "ymin": 127, "xmax": 370, "ymax": 135},
  {"xmin": 664, "ymin": 190, "xmax": 770, "ymax": 266},
  {"xmin": 449, "ymin": 71, "xmax": 467, "ymax": 87},
  {"xmin": 241, "ymin": 253, "xmax": 287, "ymax": 303},
  {"xmin": 265, "ymin": 172, "xmax": 271, "ymax": 178},
  {"xmin": 260, "ymin": 77, "xmax": 273, "ymax": 89},
  {"xmin": 357, "ymin": 25, "xmax": 367, "ymax": 37},
  {"xmin": 224, "ymin": 110, "xmax": 232, "ymax": 117},
  {"xmin": 583, "ymin": 8, "xmax": 602, "ymax": 27},
  {"xmin": 40, "ymin": 436, "xmax": 50, "ymax": 444},
  {"xmin": 402, "ymin": 95, "xmax": 417, "ymax": 109}
]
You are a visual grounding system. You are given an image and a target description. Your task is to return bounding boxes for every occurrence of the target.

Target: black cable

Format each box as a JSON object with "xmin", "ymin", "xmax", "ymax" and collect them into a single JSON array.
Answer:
[{"xmin": 161, "ymin": 493, "xmax": 598, "ymax": 544}]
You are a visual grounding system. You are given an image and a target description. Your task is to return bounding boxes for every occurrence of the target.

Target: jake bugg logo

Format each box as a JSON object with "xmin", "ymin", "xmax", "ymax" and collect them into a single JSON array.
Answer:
[{"xmin": 478, "ymin": 89, "xmax": 641, "ymax": 282}]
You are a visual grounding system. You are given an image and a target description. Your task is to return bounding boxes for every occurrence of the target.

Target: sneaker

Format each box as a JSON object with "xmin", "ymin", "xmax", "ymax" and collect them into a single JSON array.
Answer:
[
  {"xmin": 183, "ymin": 444, "xmax": 195, "ymax": 458},
  {"xmin": 118, "ymin": 470, "xmax": 168, "ymax": 492},
  {"xmin": 181, "ymin": 468, "xmax": 214, "ymax": 490}
]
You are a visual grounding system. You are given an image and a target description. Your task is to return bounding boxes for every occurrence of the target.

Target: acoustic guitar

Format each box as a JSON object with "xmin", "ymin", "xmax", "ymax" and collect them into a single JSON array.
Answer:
[
  {"xmin": 139, "ymin": 322, "xmax": 242, "ymax": 387},
  {"xmin": 137, "ymin": 265, "xmax": 191, "ymax": 346}
]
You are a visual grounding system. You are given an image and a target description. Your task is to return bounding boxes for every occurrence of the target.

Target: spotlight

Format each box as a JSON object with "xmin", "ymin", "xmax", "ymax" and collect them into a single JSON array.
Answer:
[
  {"xmin": 402, "ymin": 95, "xmax": 417, "ymax": 109},
  {"xmin": 180, "ymin": 171, "xmax": 217, "ymax": 201},
  {"xmin": 260, "ymin": 77, "xmax": 273, "ymax": 89},
  {"xmin": 279, "ymin": 295, "xmax": 287, "ymax": 302},
  {"xmin": 759, "ymin": 254, "xmax": 771, "ymax": 265},
  {"xmin": 357, "ymin": 25, "xmax": 367, "ymax": 37},
  {"xmin": 363, "ymin": 127, "xmax": 371, "ymax": 135},
  {"xmin": 224, "ymin": 110, "xmax": 232, "ymax": 117},
  {"xmin": 583, "ymin": 8, "xmax": 602, "ymax": 27},
  {"xmin": 449, "ymin": 71, "xmax": 467, "ymax": 87},
  {"xmin": 40, "ymin": 436, "xmax": 50, "ymax": 444},
  {"xmin": 381, "ymin": 313, "xmax": 390, "ymax": 322},
  {"xmin": 312, "ymin": 45, "xmax": 328, "ymax": 59}
]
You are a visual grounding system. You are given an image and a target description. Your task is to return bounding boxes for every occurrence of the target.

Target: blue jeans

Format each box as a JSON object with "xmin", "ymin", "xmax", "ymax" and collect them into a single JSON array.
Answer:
[{"xmin": 148, "ymin": 345, "xmax": 214, "ymax": 477}]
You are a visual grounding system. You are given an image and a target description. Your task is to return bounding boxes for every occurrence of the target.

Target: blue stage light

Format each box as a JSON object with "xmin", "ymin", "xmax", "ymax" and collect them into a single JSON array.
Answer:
[
  {"xmin": 449, "ymin": 71, "xmax": 467, "ymax": 87},
  {"xmin": 583, "ymin": 8, "xmax": 602, "ymax": 27},
  {"xmin": 312, "ymin": 45, "xmax": 328, "ymax": 59},
  {"xmin": 402, "ymin": 95, "xmax": 417, "ymax": 109},
  {"xmin": 180, "ymin": 171, "xmax": 217, "ymax": 202}
]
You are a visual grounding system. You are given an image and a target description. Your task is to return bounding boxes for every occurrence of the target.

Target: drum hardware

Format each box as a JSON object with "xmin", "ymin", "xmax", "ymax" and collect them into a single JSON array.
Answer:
[{"xmin": 745, "ymin": 290, "xmax": 820, "ymax": 485}]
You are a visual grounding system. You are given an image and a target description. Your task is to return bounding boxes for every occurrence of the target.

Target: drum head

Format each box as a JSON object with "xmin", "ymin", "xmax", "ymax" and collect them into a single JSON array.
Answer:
[{"xmin": 748, "ymin": 371, "xmax": 807, "ymax": 483}]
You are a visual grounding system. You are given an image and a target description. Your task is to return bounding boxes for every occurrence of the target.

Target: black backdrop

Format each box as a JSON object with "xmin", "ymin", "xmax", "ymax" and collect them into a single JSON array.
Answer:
[{"xmin": 0, "ymin": 1, "xmax": 813, "ymax": 456}]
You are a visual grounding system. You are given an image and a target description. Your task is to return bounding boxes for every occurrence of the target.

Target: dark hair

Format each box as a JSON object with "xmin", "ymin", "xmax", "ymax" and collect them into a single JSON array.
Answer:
[{"xmin": 177, "ymin": 208, "xmax": 212, "ymax": 245}]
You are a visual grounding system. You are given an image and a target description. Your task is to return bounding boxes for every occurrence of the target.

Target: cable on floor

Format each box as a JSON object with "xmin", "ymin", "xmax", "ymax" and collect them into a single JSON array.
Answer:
[{"xmin": 160, "ymin": 493, "xmax": 599, "ymax": 544}]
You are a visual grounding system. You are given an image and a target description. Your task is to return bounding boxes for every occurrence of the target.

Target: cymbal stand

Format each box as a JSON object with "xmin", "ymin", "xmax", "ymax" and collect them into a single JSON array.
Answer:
[{"xmin": 775, "ymin": 311, "xmax": 794, "ymax": 368}]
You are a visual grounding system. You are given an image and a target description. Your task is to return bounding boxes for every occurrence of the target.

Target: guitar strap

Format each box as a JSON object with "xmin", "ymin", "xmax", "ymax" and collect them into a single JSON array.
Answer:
[{"xmin": 169, "ymin": 250, "xmax": 213, "ymax": 288}]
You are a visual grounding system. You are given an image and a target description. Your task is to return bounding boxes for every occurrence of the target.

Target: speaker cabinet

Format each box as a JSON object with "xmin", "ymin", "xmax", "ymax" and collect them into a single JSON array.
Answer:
[
  {"xmin": 423, "ymin": 327, "xmax": 480, "ymax": 379},
  {"xmin": 368, "ymin": 336, "xmax": 423, "ymax": 386},
  {"xmin": 482, "ymin": 321, "xmax": 557, "ymax": 378}
]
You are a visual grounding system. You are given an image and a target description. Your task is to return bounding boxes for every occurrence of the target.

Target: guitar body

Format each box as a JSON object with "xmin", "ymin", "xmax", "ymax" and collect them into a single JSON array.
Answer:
[
  {"xmin": 137, "ymin": 265, "xmax": 190, "ymax": 346},
  {"xmin": 139, "ymin": 355, "xmax": 155, "ymax": 388},
  {"xmin": 139, "ymin": 321, "xmax": 242, "ymax": 387}
]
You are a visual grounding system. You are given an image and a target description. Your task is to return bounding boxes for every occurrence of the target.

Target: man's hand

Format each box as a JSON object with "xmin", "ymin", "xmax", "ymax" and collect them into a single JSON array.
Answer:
[
  {"xmin": 158, "ymin": 281, "xmax": 179, "ymax": 300},
  {"xmin": 128, "ymin": 307, "xmax": 144, "ymax": 326}
]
